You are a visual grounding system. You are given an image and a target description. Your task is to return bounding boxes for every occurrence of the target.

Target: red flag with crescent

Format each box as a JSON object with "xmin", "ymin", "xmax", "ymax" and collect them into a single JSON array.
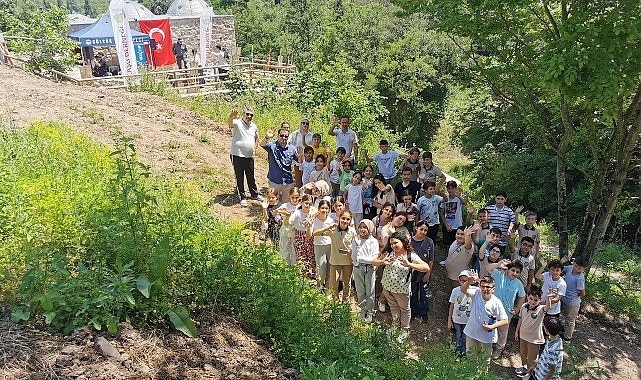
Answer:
[{"xmin": 139, "ymin": 18, "xmax": 175, "ymax": 66}]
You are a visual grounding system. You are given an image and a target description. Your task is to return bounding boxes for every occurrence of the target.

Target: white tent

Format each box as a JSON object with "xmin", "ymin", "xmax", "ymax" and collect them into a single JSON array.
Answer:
[{"xmin": 166, "ymin": 0, "xmax": 214, "ymax": 16}]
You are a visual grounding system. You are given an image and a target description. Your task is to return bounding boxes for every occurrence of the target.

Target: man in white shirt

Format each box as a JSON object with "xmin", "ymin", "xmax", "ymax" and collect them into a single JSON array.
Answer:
[
  {"xmin": 228, "ymin": 107, "xmax": 263, "ymax": 207},
  {"xmin": 328, "ymin": 115, "xmax": 358, "ymax": 164},
  {"xmin": 288, "ymin": 118, "xmax": 314, "ymax": 187}
]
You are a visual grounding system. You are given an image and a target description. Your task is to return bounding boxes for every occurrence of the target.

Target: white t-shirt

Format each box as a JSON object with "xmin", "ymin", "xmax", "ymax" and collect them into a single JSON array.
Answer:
[
  {"xmin": 416, "ymin": 194, "xmax": 443, "ymax": 226},
  {"xmin": 300, "ymin": 159, "xmax": 316, "ymax": 185},
  {"xmin": 542, "ymin": 272, "xmax": 567, "ymax": 314},
  {"xmin": 332, "ymin": 128, "xmax": 358, "ymax": 157},
  {"xmin": 230, "ymin": 118, "xmax": 258, "ymax": 158},
  {"xmin": 373, "ymin": 150, "xmax": 401, "ymax": 180},
  {"xmin": 463, "ymin": 289, "xmax": 508, "ymax": 343},
  {"xmin": 450, "ymin": 286, "xmax": 474, "ymax": 324},
  {"xmin": 345, "ymin": 183, "xmax": 363, "ymax": 213},
  {"xmin": 312, "ymin": 217, "xmax": 334, "ymax": 245},
  {"xmin": 289, "ymin": 209, "xmax": 309, "ymax": 232},
  {"xmin": 329, "ymin": 159, "xmax": 341, "ymax": 184}
]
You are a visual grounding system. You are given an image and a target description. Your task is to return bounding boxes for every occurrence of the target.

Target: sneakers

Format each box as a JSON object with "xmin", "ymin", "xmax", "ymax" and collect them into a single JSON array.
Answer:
[
  {"xmin": 421, "ymin": 315, "xmax": 429, "ymax": 323},
  {"xmin": 515, "ymin": 367, "xmax": 528, "ymax": 376},
  {"xmin": 378, "ymin": 302, "xmax": 387, "ymax": 312},
  {"xmin": 364, "ymin": 313, "xmax": 373, "ymax": 323},
  {"xmin": 252, "ymin": 194, "xmax": 265, "ymax": 201},
  {"xmin": 491, "ymin": 347, "xmax": 504, "ymax": 359},
  {"xmin": 240, "ymin": 199, "xmax": 248, "ymax": 207},
  {"xmin": 396, "ymin": 330, "xmax": 410, "ymax": 343}
]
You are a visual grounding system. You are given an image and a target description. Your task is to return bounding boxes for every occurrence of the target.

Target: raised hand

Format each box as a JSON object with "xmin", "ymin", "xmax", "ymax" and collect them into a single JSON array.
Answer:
[
  {"xmin": 230, "ymin": 108, "xmax": 239, "ymax": 118},
  {"xmin": 266, "ymin": 127, "xmax": 276, "ymax": 139}
]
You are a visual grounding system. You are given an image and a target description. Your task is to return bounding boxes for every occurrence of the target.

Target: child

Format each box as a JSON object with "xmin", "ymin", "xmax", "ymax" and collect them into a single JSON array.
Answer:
[
  {"xmin": 308, "ymin": 199, "xmax": 337, "ymax": 289},
  {"xmin": 329, "ymin": 210, "xmax": 356, "ymax": 301},
  {"xmin": 299, "ymin": 146, "xmax": 316, "ymax": 186},
  {"xmin": 510, "ymin": 234, "xmax": 536, "ymax": 291},
  {"xmin": 396, "ymin": 190, "xmax": 418, "ymax": 232},
  {"xmin": 485, "ymin": 259, "xmax": 526, "ymax": 359},
  {"xmin": 309, "ymin": 154, "xmax": 330, "ymax": 184},
  {"xmin": 338, "ymin": 159, "xmax": 355, "ymax": 196},
  {"xmin": 394, "ymin": 167, "xmax": 422, "ymax": 203},
  {"xmin": 472, "ymin": 208, "xmax": 492, "ymax": 248},
  {"xmin": 439, "ymin": 180, "xmax": 469, "ymax": 246},
  {"xmin": 344, "ymin": 171, "xmax": 364, "ymax": 227},
  {"xmin": 514, "ymin": 206, "xmax": 541, "ymax": 258},
  {"xmin": 448, "ymin": 270, "xmax": 475, "ymax": 357},
  {"xmin": 560, "ymin": 255, "xmax": 587, "ymax": 342},
  {"xmin": 536, "ymin": 258, "xmax": 567, "ymax": 323},
  {"xmin": 289, "ymin": 194, "xmax": 316, "ymax": 278},
  {"xmin": 416, "ymin": 181, "xmax": 443, "ymax": 244},
  {"xmin": 525, "ymin": 316, "xmax": 564, "ymax": 380},
  {"xmin": 278, "ymin": 187, "xmax": 301, "ymax": 266},
  {"xmin": 329, "ymin": 196, "xmax": 346, "ymax": 223},
  {"xmin": 514, "ymin": 285, "xmax": 553, "ymax": 377},
  {"xmin": 399, "ymin": 147, "xmax": 422, "ymax": 182},
  {"xmin": 329, "ymin": 147, "xmax": 346, "ymax": 197},
  {"xmin": 461, "ymin": 272, "xmax": 509, "ymax": 365},
  {"xmin": 351, "ymin": 219, "xmax": 381, "ymax": 322},
  {"xmin": 260, "ymin": 188, "xmax": 282, "ymax": 245},
  {"xmin": 418, "ymin": 151, "xmax": 446, "ymax": 187},
  {"xmin": 306, "ymin": 132, "xmax": 331, "ymax": 161}
]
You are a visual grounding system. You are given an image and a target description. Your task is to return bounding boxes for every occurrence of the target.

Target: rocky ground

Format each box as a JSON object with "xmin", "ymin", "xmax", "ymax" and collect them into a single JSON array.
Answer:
[{"xmin": 0, "ymin": 64, "xmax": 639, "ymax": 379}]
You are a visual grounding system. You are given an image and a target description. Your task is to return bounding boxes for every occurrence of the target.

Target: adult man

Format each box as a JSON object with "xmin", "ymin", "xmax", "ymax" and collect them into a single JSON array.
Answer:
[
  {"xmin": 173, "ymin": 37, "xmax": 187, "ymax": 69},
  {"xmin": 92, "ymin": 53, "xmax": 108, "ymax": 77},
  {"xmin": 228, "ymin": 107, "xmax": 263, "ymax": 207},
  {"xmin": 328, "ymin": 116, "xmax": 358, "ymax": 164},
  {"xmin": 486, "ymin": 191, "xmax": 516, "ymax": 252},
  {"xmin": 363, "ymin": 139, "xmax": 407, "ymax": 184},
  {"xmin": 260, "ymin": 127, "xmax": 298, "ymax": 200},
  {"xmin": 288, "ymin": 118, "xmax": 314, "ymax": 187},
  {"xmin": 212, "ymin": 45, "xmax": 229, "ymax": 77}
]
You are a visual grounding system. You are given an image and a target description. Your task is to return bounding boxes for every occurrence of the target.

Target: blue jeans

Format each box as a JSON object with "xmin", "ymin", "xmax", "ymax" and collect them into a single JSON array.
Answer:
[
  {"xmin": 410, "ymin": 280, "xmax": 429, "ymax": 316},
  {"xmin": 453, "ymin": 322, "xmax": 466, "ymax": 354}
]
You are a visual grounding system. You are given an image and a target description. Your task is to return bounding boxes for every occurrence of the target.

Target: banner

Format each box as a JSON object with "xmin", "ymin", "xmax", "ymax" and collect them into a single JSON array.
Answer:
[
  {"xmin": 139, "ymin": 18, "xmax": 175, "ymax": 67},
  {"xmin": 199, "ymin": 8, "xmax": 213, "ymax": 66},
  {"xmin": 109, "ymin": 0, "xmax": 139, "ymax": 81}
]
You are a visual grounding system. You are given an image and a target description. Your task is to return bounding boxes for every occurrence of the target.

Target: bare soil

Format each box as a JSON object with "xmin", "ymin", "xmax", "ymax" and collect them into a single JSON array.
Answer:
[{"xmin": 0, "ymin": 65, "xmax": 639, "ymax": 379}]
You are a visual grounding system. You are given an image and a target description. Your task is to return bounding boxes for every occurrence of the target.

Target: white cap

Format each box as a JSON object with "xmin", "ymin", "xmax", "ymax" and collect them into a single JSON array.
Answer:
[{"xmin": 459, "ymin": 270, "xmax": 471, "ymax": 278}]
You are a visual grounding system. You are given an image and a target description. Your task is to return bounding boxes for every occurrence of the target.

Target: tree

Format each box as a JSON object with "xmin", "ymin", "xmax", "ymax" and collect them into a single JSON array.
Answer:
[{"xmin": 393, "ymin": 0, "xmax": 641, "ymax": 265}]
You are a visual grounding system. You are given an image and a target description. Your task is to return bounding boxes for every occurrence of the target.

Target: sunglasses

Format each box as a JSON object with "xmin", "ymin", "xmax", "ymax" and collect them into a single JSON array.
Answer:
[
  {"xmin": 245, "ymin": 113, "xmax": 254, "ymax": 117},
  {"xmin": 279, "ymin": 134, "xmax": 289, "ymax": 138},
  {"xmin": 301, "ymin": 121, "xmax": 309, "ymax": 125}
]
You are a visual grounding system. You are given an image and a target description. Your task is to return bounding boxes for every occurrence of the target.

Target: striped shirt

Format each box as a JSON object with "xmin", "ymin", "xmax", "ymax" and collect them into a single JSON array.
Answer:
[{"xmin": 486, "ymin": 204, "xmax": 515, "ymax": 246}]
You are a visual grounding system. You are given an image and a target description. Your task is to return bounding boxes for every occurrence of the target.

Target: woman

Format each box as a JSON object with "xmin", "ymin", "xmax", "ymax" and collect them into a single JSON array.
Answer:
[
  {"xmin": 290, "ymin": 195, "xmax": 316, "ymax": 278},
  {"xmin": 373, "ymin": 232, "xmax": 431, "ymax": 343},
  {"xmin": 351, "ymin": 219, "xmax": 380, "ymax": 322},
  {"xmin": 372, "ymin": 174, "xmax": 396, "ymax": 214},
  {"xmin": 329, "ymin": 210, "xmax": 356, "ymax": 301},
  {"xmin": 362, "ymin": 165, "xmax": 376, "ymax": 220},
  {"xmin": 308, "ymin": 200, "xmax": 337, "ymax": 288},
  {"xmin": 410, "ymin": 220, "xmax": 435, "ymax": 322}
]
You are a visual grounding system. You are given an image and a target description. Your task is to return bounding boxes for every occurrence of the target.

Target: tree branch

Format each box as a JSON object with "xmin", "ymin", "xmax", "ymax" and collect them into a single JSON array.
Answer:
[{"xmin": 543, "ymin": 2, "xmax": 561, "ymax": 39}]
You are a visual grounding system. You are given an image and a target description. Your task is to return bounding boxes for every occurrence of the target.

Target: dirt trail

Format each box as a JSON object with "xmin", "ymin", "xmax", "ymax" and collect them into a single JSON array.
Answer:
[{"xmin": 1, "ymin": 65, "xmax": 639, "ymax": 379}]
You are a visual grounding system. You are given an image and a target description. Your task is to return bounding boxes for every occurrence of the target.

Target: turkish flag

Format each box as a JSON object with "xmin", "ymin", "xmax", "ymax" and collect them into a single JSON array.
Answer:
[{"xmin": 139, "ymin": 19, "xmax": 175, "ymax": 67}]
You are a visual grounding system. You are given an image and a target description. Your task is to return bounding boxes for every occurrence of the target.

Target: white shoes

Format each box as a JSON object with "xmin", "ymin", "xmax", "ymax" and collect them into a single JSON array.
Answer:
[
  {"xmin": 396, "ymin": 330, "xmax": 409, "ymax": 343},
  {"xmin": 240, "ymin": 199, "xmax": 248, "ymax": 207},
  {"xmin": 378, "ymin": 303, "xmax": 386, "ymax": 312}
]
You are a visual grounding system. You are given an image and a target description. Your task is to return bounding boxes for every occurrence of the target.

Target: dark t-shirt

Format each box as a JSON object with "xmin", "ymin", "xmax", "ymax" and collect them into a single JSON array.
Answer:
[
  {"xmin": 410, "ymin": 237, "xmax": 435, "ymax": 281},
  {"xmin": 394, "ymin": 180, "xmax": 422, "ymax": 203}
]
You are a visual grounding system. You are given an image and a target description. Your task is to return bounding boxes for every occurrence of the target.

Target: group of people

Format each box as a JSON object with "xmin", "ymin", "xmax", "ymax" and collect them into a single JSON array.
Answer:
[
  {"xmin": 228, "ymin": 108, "xmax": 586, "ymax": 379},
  {"xmin": 172, "ymin": 38, "xmax": 229, "ymax": 76}
]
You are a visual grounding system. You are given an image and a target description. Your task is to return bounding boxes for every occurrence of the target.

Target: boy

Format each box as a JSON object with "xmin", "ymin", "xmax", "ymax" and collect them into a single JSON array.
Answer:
[
  {"xmin": 338, "ymin": 159, "xmax": 355, "ymax": 195},
  {"xmin": 305, "ymin": 132, "xmax": 331, "ymax": 161},
  {"xmin": 363, "ymin": 139, "xmax": 407, "ymax": 183},
  {"xmin": 416, "ymin": 181, "xmax": 443, "ymax": 244},
  {"xmin": 486, "ymin": 191, "xmax": 515, "ymax": 252},
  {"xmin": 299, "ymin": 146, "xmax": 316, "ymax": 186},
  {"xmin": 394, "ymin": 167, "xmax": 422, "ymax": 203},
  {"xmin": 418, "ymin": 151, "xmax": 446, "ymax": 187},
  {"xmin": 477, "ymin": 230, "xmax": 502, "ymax": 276},
  {"xmin": 439, "ymin": 180, "xmax": 469, "ymax": 246},
  {"xmin": 472, "ymin": 208, "xmax": 493, "ymax": 248},
  {"xmin": 309, "ymin": 154, "xmax": 330, "ymax": 184},
  {"xmin": 329, "ymin": 147, "xmax": 346, "ymax": 197},
  {"xmin": 399, "ymin": 147, "xmax": 422, "ymax": 182},
  {"xmin": 536, "ymin": 258, "xmax": 567, "ymax": 322},
  {"xmin": 514, "ymin": 206, "xmax": 541, "ymax": 258},
  {"xmin": 524, "ymin": 317, "xmax": 564, "ymax": 380},
  {"xmin": 486, "ymin": 259, "xmax": 526, "ymax": 359},
  {"xmin": 448, "ymin": 270, "xmax": 475, "ymax": 357},
  {"xmin": 510, "ymin": 235, "xmax": 536, "ymax": 291},
  {"xmin": 514, "ymin": 286, "xmax": 553, "ymax": 377},
  {"xmin": 560, "ymin": 256, "xmax": 587, "ymax": 342},
  {"xmin": 461, "ymin": 272, "xmax": 509, "ymax": 365}
]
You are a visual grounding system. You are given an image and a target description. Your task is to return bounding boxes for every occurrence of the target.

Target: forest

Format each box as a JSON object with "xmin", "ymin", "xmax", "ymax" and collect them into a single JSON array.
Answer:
[{"xmin": 2, "ymin": 0, "xmax": 640, "ymax": 266}]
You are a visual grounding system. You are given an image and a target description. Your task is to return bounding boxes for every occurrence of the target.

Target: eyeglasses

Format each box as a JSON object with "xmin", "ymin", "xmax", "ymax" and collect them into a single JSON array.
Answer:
[
  {"xmin": 245, "ymin": 113, "xmax": 254, "ymax": 117},
  {"xmin": 481, "ymin": 286, "xmax": 494, "ymax": 289},
  {"xmin": 279, "ymin": 134, "xmax": 289, "ymax": 138}
]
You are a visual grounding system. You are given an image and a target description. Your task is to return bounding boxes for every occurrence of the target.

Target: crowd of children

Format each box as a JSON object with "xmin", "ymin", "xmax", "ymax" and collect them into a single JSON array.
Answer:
[{"xmin": 255, "ymin": 135, "xmax": 585, "ymax": 376}]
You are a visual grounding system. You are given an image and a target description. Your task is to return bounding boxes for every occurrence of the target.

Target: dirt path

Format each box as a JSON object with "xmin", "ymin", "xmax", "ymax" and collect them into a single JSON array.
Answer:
[{"xmin": 1, "ymin": 65, "xmax": 639, "ymax": 379}]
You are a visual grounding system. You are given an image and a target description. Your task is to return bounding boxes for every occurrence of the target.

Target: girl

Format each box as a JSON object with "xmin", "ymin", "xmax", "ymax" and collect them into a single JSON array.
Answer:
[
  {"xmin": 260, "ymin": 188, "xmax": 282, "ymax": 245},
  {"xmin": 373, "ymin": 202, "xmax": 395, "ymax": 239},
  {"xmin": 372, "ymin": 174, "xmax": 396, "ymax": 214},
  {"xmin": 308, "ymin": 200, "xmax": 337, "ymax": 288},
  {"xmin": 373, "ymin": 232, "xmax": 431, "ymax": 343},
  {"xmin": 362, "ymin": 165, "xmax": 376, "ymax": 220},
  {"xmin": 338, "ymin": 159, "xmax": 355, "ymax": 195},
  {"xmin": 351, "ymin": 219, "xmax": 380, "ymax": 322},
  {"xmin": 344, "ymin": 171, "xmax": 364, "ymax": 227},
  {"xmin": 410, "ymin": 220, "xmax": 435, "ymax": 322},
  {"xmin": 329, "ymin": 210, "xmax": 356, "ymax": 301},
  {"xmin": 278, "ymin": 187, "xmax": 301, "ymax": 266},
  {"xmin": 396, "ymin": 190, "xmax": 419, "ymax": 233},
  {"xmin": 329, "ymin": 196, "xmax": 346, "ymax": 223},
  {"xmin": 290, "ymin": 194, "xmax": 316, "ymax": 278}
]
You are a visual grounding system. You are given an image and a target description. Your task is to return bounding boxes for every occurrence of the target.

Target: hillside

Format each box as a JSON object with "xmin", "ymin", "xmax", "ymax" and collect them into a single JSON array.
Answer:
[{"xmin": 0, "ymin": 65, "xmax": 639, "ymax": 379}]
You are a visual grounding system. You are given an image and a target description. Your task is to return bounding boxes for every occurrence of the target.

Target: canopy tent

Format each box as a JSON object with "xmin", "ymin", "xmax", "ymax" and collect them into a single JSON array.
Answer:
[{"xmin": 69, "ymin": 13, "xmax": 150, "ymax": 47}]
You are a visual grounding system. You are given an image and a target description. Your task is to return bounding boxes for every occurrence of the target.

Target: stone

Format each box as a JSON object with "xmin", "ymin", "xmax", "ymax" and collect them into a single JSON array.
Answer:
[{"xmin": 94, "ymin": 337, "xmax": 121, "ymax": 359}]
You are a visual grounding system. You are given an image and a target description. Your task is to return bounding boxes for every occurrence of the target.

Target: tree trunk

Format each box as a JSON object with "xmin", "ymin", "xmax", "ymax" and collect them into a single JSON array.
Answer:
[{"xmin": 556, "ymin": 97, "xmax": 574, "ymax": 258}]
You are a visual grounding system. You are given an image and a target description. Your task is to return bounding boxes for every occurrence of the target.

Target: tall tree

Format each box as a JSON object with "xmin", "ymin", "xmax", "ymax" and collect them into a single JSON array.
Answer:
[{"xmin": 393, "ymin": 0, "xmax": 641, "ymax": 264}]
